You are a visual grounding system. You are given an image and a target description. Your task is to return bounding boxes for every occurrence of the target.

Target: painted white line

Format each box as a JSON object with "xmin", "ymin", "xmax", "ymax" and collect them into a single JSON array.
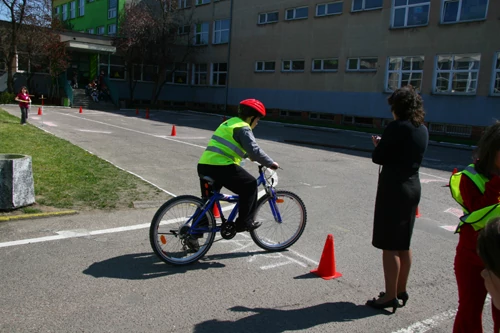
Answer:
[
  {"xmin": 155, "ymin": 135, "xmax": 206, "ymax": 140},
  {"xmin": 260, "ymin": 261, "xmax": 293, "ymax": 270},
  {"xmin": 445, "ymin": 207, "xmax": 463, "ymax": 218},
  {"xmin": 419, "ymin": 172, "xmax": 449, "ymax": 181},
  {"xmin": 281, "ymin": 254, "xmax": 308, "ymax": 268},
  {"xmin": 440, "ymin": 225, "xmax": 456, "ymax": 232},
  {"xmin": 78, "ymin": 129, "xmax": 112, "ymax": 134},
  {"xmin": 391, "ymin": 309, "xmax": 457, "ymax": 333},
  {"xmin": 423, "ymin": 157, "xmax": 441, "ymax": 162},
  {"xmin": 288, "ymin": 248, "xmax": 319, "ymax": 265},
  {"xmin": 312, "ymin": 185, "xmax": 326, "ymax": 189}
]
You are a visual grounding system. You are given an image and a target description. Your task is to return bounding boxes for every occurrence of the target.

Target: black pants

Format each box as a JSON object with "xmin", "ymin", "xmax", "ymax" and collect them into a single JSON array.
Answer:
[
  {"xmin": 20, "ymin": 107, "xmax": 28, "ymax": 124},
  {"xmin": 197, "ymin": 163, "xmax": 257, "ymax": 227}
]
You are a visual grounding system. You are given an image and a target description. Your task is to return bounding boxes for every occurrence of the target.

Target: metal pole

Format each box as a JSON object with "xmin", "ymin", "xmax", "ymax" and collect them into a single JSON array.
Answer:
[{"xmin": 223, "ymin": 0, "xmax": 234, "ymax": 113}]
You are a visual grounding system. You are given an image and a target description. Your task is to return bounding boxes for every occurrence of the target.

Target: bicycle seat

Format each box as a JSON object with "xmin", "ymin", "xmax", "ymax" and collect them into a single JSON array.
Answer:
[{"xmin": 200, "ymin": 175, "xmax": 215, "ymax": 186}]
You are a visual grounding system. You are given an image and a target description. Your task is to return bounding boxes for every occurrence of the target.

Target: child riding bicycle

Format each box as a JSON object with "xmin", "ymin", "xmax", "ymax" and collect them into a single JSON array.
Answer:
[{"xmin": 197, "ymin": 99, "xmax": 279, "ymax": 233}]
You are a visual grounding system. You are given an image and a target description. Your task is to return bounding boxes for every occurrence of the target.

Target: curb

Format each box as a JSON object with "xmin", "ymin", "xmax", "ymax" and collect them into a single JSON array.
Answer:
[{"xmin": 0, "ymin": 210, "xmax": 78, "ymax": 222}]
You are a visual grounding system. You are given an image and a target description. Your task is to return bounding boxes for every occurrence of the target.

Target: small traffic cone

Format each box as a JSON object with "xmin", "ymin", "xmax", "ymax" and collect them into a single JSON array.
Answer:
[
  {"xmin": 171, "ymin": 125, "xmax": 177, "ymax": 136},
  {"xmin": 416, "ymin": 206, "xmax": 421, "ymax": 218},
  {"xmin": 145, "ymin": 108, "xmax": 149, "ymax": 119},
  {"xmin": 213, "ymin": 204, "xmax": 220, "ymax": 218},
  {"xmin": 79, "ymin": 106, "xmax": 83, "ymax": 114},
  {"xmin": 135, "ymin": 108, "xmax": 139, "ymax": 115},
  {"xmin": 311, "ymin": 234, "xmax": 342, "ymax": 280},
  {"xmin": 37, "ymin": 107, "xmax": 42, "ymax": 115}
]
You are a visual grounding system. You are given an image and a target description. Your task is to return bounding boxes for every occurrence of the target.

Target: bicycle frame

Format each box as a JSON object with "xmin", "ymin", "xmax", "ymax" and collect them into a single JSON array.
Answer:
[{"xmin": 188, "ymin": 165, "xmax": 283, "ymax": 235}]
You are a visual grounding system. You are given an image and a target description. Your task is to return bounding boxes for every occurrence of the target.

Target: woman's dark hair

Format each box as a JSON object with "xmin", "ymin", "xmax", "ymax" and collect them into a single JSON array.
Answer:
[
  {"xmin": 19, "ymin": 86, "xmax": 28, "ymax": 93},
  {"xmin": 477, "ymin": 217, "xmax": 500, "ymax": 278},
  {"xmin": 387, "ymin": 85, "xmax": 425, "ymax": 127},
  {"xmin": 475, "ymin": 121, "xmax": 500, "ymax": 176}
]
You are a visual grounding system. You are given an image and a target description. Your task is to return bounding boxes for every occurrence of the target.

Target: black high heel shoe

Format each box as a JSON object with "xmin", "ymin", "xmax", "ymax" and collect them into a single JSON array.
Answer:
[
  {"xmin": 366, "ymin": 297, "xmax": 399, "ymax": 314},
  {"xmin": 379, "ymin": 291, "xmax": 409, "ymax": 307}
]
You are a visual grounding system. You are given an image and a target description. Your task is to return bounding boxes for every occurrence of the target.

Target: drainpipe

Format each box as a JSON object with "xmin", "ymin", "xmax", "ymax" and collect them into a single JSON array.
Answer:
[{"xmin": 223, "ymin": 0, "xmax": 234, "ymax": 113}]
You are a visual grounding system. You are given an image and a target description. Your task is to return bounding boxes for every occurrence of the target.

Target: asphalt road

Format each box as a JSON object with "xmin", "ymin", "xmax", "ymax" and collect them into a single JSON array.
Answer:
[{"xmin": 0, "ymin": 105, "xmax": 493, "ymax": 333}]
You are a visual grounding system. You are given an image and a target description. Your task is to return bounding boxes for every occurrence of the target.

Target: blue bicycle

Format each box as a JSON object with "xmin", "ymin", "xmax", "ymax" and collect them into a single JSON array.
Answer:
[{"xmin": 149, "ymin": 164, "xmax": 307, "ymax": 265}]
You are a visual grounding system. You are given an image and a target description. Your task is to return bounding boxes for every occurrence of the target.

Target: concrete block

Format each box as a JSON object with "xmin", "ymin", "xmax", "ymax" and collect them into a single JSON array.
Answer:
[{"xmin": 0, "ymin": 154, "xmax": 35, "ymax": 210}]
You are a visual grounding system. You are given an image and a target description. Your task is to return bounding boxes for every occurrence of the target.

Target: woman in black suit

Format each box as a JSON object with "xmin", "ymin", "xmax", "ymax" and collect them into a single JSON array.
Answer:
[{"xmin": 366, "ymin": 85, "xmax": 429, "ymax": 313}]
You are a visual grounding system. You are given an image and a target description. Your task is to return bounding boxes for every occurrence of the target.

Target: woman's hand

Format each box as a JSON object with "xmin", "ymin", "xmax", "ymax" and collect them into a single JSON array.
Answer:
[{"xmin": 371, "ymin": 135, "xmax": 381, "ymax": 147}]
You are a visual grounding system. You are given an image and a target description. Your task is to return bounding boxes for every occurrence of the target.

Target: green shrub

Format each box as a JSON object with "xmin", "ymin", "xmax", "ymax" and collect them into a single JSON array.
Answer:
[{"xmin": 0, "ymin": 92, "xmax": 16, "ymax": 105}]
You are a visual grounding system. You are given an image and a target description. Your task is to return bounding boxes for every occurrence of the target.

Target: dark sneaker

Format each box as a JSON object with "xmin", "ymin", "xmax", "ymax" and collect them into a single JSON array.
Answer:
[
  {"xmin": 246, "ymin": 221, "xmax": 262, "ymax": 232},
  {"xmin": 186, "ymin": 237, "xmax": 200, "ymax": 252}
]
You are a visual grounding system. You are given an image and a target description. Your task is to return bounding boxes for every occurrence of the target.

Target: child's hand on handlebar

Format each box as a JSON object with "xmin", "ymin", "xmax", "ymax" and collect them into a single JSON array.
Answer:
[{"xmin": 270, "ymin": 162, "xmax": 279, "ymax": 170}]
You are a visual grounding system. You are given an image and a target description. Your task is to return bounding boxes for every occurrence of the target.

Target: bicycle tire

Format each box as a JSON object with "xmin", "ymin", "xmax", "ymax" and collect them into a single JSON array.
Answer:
[
  {"xmin": 149, "ymin": 195, "xmax": 216, "ymax": 265},
  {"xmin": 250, "ymin": 190, "xmax": 307, "ymax": 251}
]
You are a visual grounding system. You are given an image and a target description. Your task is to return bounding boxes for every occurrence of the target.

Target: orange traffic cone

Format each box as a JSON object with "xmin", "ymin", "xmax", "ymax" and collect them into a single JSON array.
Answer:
[
  {"xmin": 171, "ymin": 125, "xmax": 177, "ymax": 136},
  {"xmin": 311, "ymin": 234, "xmax": 342, "ymax": 280},
  {"xmin": 416, "ymin": 206, "xmax": 421, "ymax": 218},
  {"xmin": 37, "ymin": 107, "xmax": 42, "ymax": 115},
  {"xmin": 135, "ymin": 108, "xmax": 139, "ymax": 115},
  {"xmin": 213, "ymin": 204, "xmax": 220, "ymax": 218},
  {"xmin": 145, "ymin": 108, "xmax": 149, "ymax": 119},
  {"xmin": 79, "ymin": 106, "xmax": 83, "ymax": 114}
]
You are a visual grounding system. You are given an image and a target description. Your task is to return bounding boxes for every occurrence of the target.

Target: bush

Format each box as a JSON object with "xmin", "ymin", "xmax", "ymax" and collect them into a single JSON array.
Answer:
[{"xmin": 0, "ymin": 92, "xmax": 16, "ymax": 105}]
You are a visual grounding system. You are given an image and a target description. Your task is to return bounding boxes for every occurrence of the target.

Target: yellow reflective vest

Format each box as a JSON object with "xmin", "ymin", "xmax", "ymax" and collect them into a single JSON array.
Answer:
[
  {"xmin": 198, "ymin": 117, "xmax": 249, "ymax": 166},
  {"xmin": 450, "ymin": 164, "xmax": 500, "ymax": 233}
]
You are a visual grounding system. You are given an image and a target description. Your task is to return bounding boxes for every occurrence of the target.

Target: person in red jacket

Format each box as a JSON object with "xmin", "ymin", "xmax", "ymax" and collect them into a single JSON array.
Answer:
[
  {"xmin": 477, "ymin": 217, "xmax": 500, "ymax": 312},
  {"xmin": 14, "ymin": 86, "xmax": 31, "ymax": 125},
  {"xmin": 453, "ymin": 122, "xmax": 500, "ymax": 333}
]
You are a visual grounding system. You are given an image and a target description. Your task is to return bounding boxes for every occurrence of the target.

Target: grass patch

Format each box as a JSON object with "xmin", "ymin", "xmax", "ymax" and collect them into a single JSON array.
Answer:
[
  {"xmin": 0, "ymin": 109, "xmax": 170, "ymax": 212},
  {"xmin": 21, "ymin": 207, "xmax": 43, "ymax": 214}
]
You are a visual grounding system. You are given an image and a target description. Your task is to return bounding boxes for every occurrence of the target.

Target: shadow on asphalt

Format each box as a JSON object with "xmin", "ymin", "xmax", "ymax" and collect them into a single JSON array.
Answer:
[
  {"xmin": 82, "ymin": 250, "xmax": 270, "ymax": 280},
  {"xmin": 193, "ymin": 302, "xmax": 382, "ymax": 332}
]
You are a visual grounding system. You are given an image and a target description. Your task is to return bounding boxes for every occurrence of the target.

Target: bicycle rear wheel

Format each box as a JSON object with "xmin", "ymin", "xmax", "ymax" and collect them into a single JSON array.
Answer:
[
  {"xmin": 251, "ymin": 190, "xmax": 307, "ymax": 251},
  {"xmin": 149, "ymin": 195, "xmax": 216, "ymax": 265}
]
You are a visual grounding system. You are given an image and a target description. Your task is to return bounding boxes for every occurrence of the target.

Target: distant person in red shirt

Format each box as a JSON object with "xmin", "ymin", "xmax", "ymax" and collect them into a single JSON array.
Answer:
[{"xmin": 14, "ymin": 86, "xmax": 31, "ymax": 125}]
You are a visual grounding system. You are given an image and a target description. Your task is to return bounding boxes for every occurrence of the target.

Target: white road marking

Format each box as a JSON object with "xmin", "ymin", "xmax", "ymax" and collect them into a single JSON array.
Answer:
[
  {"xmin": 423, "ymin": 157, "xmax": 441, "ymax": 162},
  {"xmin": 440, "ymin": 225, "xmax": 457, "ymax": 232},
  {"xmin": 391, "ymin": 309, "xmax": 457, "ymax": 333},
  {"xmin": 260, "ymin": 261, "xmax": 293, "ymax": 270},
  {"xmin": 420, "ymin": 179, "xmax": 447, "ymax": 184},
  {"xmin": 155, "ymin": 135, "xmax": 206, "ymax": 140},
  {"xmin": 419, "ymin": 172, "xmax": 449, "ymax": 181},
  {"xmin": 78, "ymin": 129, "xmax": 112, "ymax": 134},
  {"xmin": 445, "ymin": 207, "xmax": 463, "ymax": 217}
]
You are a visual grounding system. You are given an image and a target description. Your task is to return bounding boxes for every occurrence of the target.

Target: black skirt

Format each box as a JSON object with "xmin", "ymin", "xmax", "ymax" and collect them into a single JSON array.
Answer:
[{"xmin": 372, "ymin": 167, "xmax": 421, "ymax": 251}]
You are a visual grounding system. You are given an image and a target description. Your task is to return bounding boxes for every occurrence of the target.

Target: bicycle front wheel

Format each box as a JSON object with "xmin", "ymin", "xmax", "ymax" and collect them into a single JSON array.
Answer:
[
  {"xmin": 149, "ymin": 195, "xmax": 216, "ymax": 265},
  {"xmin": 251, "ymin": 190, "xmax": 307, "ymax": 251}
]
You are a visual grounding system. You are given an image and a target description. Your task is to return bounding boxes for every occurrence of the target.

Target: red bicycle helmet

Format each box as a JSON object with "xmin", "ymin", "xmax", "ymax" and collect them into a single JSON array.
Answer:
[{"xmin": 239, "ymin": 99, "xmax": 266, "ymax": 117}]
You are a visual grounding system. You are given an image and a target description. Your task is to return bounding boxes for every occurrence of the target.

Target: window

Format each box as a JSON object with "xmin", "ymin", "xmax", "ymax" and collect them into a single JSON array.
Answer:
[
  {"xmin": 178, "ymin": 0, "xmax": 191, "ymax": 8},
  {"xmin": 492, "ymin": 53, "xmax": 500, "ymax": 96},
  {"xmin": 434, "ymin": 54, "xmax": 481, "ymax": 94},
  {"xmin": 16, "ymin": 53, "xmax": 29, "ymax": 72},
  {"xmin": 392, "ymin": 0, "xmax": 430, "ymax": 28},
  {"xmin": 352, "ymin": 0, "xmax": 383, "ymax": 11},
  {"xmin": 108, "ymin": 0, "xmax": 117, "ymax": 19},
  {"xmin": 196, "ymin": 0, "xmax": 210, "ymax": 5},
  {"xmin": 165, "ymin": 63, "xmax": 188, "ymax": 84},
  {"xmin": 192, "ymin": 64, "xmax": 208, "ymax": 85},
  {"xmin": 62, "ymin": 4, "xmax": 68, "ymax": 20},
  {"xmin": 108, "ymin": 24, "xmax": 116, "ymax": 35},
  {"xmin": 213, "ymin": 19, "xmax": 229, "ymax": 44},
  {"xmin": 178, "ymin": 25, "xmax": 190, "ymax": 35},
  {"xmin": 100, "ymin": 55, "xmax": 125, "ymax": 80},
  {"xmin": 211, "ymin": 63, "xmax": 227, "ymax": 86},
  {"xmin": 79, "ymin": 0, "xmax": 84, "ymax": 16},
  {"xmin": 346, "ymin": 57, "xmax": 378, "ymax": 71},
  {"xmin": 282, "ymin": 60, "xmax": 305, "ymax": 72},
  {"xmin": 87, "ymin": 28, "xmax": 94, "ymax": 34},
  {"xmin": 193, "ymin": 23, "xmax": 209, "ymax": 45},
  {"xmin": 70, "ymin": 1, "xmax": 76, "ymax": 18},
  {"xmin": 255, "ymin": 61, "xmax": 276, "ymax": 72},
  {"xmin": 442, "ymin": 0, "xmax": 488, "ymax": 23},
  {"xmin": 316, "ymin": 2, "xmax": 343, "ymax": 16},
  {"xmin": 312, "ymin": 58, "xmax": 339, "ymax": 72},
  {"xmin": 285, "ymin": 7, "xmax": 308, "ymax": 20},
  {"xmin": 97, "ymin": 26, "xmax": 105, "ymax": 35},
  {"xmin": 258, "ymin": 11, "xmax": 279, "ymax": 24},
  {"xmin": 386, "ymin": 56, "xmax": 424, "ymax": 92},
  {"xmin": 54, "ymin": 6, "xmax": 60, "ymax": 18}
]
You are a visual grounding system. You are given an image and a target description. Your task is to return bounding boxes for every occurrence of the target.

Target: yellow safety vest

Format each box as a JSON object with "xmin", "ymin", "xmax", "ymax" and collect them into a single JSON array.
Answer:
[
  {"xmin": 450, "ymin": 164, "xmax": 500, "ymax": 233},
  {"xmin": 198, "ymin": 117, "xmax": 249, "ymax": 166}
]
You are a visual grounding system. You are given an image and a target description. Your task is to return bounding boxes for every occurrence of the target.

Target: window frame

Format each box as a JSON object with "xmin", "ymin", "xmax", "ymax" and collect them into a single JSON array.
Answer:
[
  {"xmin": 70, "ymin": 1, "xmax": 76, "ymax": 19},
  {"xmin": 193, "ymin": 22, "xmax": 209, "ymax": 46},
  {"xmin": 311, "ymin": 58, "xmax": 339, "ymax": 72},
  {"xmin": 433, "ymin": 53, "xmax": 481, "ymax": 95},
  {"xmin": 351, "ymin": 0, "xmax": 383, "ymax": 12},
  {"xmin": 255, "ymin": 61, "xmax": 276, "ymax": 73},
  {"xmin": 192, "ymin": 63, "xmax": 208, "ymax": 85},
  {"xmin": 196, "ymin": 0, "xmax": 210, "ymax": 5},
  {"xmin": 391, "ymin": 0, "xmax": 430, "ymax": 28},
  {"xmin": 491, "ymin": 52, "xmax": 500, "ymax": 96},
  {"xmin": 97, "ymin": 26, "xmax": 105, "ymax": 35},
  {"xmin": 62, "ymin": 4, "xmax": 68, "ymax": 20},
  {"xmin": 178, "ymin": 0, "xmax": 191, "ymax": 8},
  {"xmin": 440, "ymin": 0, "xmax": 489, "ymax": 24},
  {"xmin": 282, "ymin": 60, "xmax": 306, "ymax": 72},
  {"xmin": 79, "ymin": 0, "xmax": 84, "ymax": 16},
  {"xmin": 385, "ymin": 56, "xmax": 425, "ymax": 93},
  {"xmin": 212, "ymin": 19, "xmax": 230, "ymax": 44},
  {"xmin": 346, "ymin": 57, "xmax": 378, "ymax": 72},
  {"xmin": 258, "ymin": 11, "xmax": 279, "ymax": 24},
  {"xmin": 107, "ymin": 24, "xmax": 117, "ymax": 35},
  {"xmin": 285, "ymin": 6, "xmax": 309, "ymax": 20},
  {"xmin": 177, "ymin": 25, "xmax": 191, "ymax": 35},
  {"xmin": 211, "ymin": 62, "xmax": 227, "ymax": 86},
  {"xmin": 315, "ymin": 1, "xmax": 343, "ymax": 17},
  {"xmin": 87, "ymin": 28, "xmax": 94, "ymax": 34}
]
